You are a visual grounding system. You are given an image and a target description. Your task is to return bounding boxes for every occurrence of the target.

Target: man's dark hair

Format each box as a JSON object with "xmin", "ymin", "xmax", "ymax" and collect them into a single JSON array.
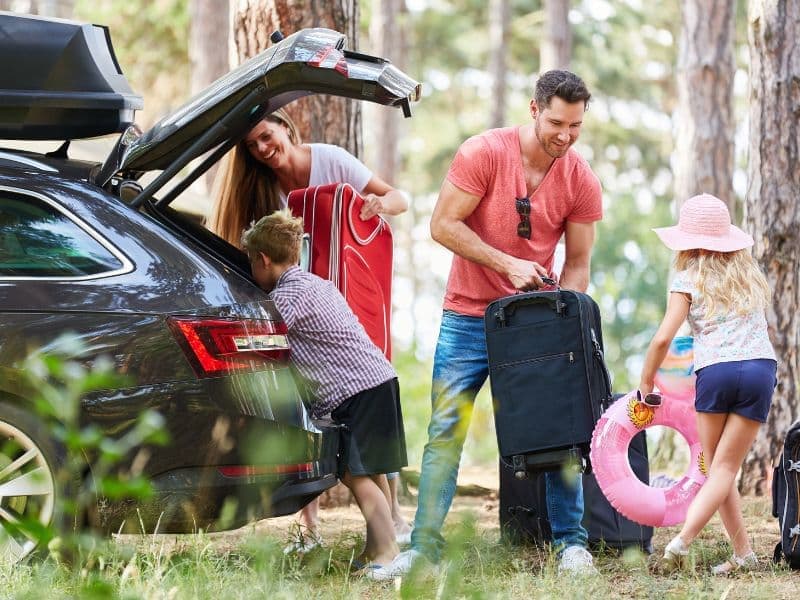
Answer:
[{"xmin": 534, "ymin": 70, "xmax": 591, "ymax": 110}]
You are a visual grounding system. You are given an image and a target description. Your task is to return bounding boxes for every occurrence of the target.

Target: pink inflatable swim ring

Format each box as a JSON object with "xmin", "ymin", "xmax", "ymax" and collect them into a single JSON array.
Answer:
[{"xmin": 590, "ymin": 337, "xmax": 707, "ymax": 527}]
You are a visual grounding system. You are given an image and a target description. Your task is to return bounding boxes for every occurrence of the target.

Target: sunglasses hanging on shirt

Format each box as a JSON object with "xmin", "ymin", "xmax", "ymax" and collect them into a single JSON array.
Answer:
[{"xmin": 516, "ymin": 196, "xmax": 531, "ymax": 239}]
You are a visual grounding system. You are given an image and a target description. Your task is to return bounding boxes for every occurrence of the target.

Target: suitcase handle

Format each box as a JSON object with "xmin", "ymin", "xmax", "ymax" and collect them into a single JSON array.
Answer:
[
  {"xmin": 590, "ymin": 327, "xmax": 614, "ymax": 409},
  {"xmin": 344, "ymin": 184, "xmax": 384, "ymax": 245},
  {"xmin": 493, "ymin": 291, "xmax": 566, "ymax": 326}
]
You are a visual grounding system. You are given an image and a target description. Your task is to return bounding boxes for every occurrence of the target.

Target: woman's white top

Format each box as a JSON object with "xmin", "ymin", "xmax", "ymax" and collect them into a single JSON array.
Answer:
[{"xmin": 279, "ymin": 143, "xmax": 372, "ymax": 206}]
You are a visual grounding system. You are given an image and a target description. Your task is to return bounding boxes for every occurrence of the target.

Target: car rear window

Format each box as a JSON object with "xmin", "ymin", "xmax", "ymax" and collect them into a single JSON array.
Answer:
[{"xmin": 0, "ymin": 192, "xmax": 124, "ymax": 278}]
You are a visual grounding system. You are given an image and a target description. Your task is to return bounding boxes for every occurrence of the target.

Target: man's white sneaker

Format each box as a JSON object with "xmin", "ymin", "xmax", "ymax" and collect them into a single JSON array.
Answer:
[
  {"xmin": 396, "ymin": 530, "xmax": 412, "ymax": 546},
  {"xmin": 558, "ymin": 545, "xmax": 597, "ymax": 575},
  {"xmin": 364, "ymin": 549, "xmax": 433, "ymax": 581}
]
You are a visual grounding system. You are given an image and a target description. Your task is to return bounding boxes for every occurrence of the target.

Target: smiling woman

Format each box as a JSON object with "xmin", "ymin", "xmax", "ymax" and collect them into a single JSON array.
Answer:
[{"xmin": 207, "ymin": 109, "xmax": 408, "ymax": 248}]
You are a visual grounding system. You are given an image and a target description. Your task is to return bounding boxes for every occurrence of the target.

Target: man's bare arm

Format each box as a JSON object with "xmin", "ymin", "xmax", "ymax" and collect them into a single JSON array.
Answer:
[
  {"xmin": 430, "ymin": 179, "xmax": 549, "ymax": 290},
  {"xmin": 559, "ymin": 220, "xmax": 595, "ymax": 292}
]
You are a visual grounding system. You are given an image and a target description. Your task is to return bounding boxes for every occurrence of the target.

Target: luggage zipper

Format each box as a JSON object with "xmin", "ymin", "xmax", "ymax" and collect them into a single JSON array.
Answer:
[{"xmin": 494, "ymin": 351, "xmax": 575, "ymax": 370}]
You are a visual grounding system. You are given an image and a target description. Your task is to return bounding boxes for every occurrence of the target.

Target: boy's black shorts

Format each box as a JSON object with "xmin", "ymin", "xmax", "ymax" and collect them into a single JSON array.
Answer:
[{"xmin": 331, "ymin": 377, "xmax": 407, "ymax": 477}]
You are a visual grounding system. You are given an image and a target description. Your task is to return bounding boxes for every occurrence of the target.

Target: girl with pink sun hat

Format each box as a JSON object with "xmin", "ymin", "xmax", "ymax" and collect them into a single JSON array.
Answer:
[{"xmin": 640, "ymin": 193, "xmax": 777, "ymax": 575}]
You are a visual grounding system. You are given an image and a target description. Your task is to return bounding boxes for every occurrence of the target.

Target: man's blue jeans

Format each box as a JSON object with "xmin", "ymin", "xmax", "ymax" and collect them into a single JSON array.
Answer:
[{"xmin": 410, "ymin": 310, "xmax": 588, "ymax": 562}]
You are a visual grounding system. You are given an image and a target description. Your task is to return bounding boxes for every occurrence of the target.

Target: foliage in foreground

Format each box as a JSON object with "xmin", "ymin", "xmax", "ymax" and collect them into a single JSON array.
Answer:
[{"xmin": 3, "ymin": 497, "xmax": 798, "ymax": 600}]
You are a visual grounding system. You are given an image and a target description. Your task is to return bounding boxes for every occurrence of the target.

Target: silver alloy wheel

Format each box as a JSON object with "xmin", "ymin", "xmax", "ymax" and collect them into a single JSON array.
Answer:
[{"xmin": 0, "ymin": 419, "xmax": 55, "ymax": 565}]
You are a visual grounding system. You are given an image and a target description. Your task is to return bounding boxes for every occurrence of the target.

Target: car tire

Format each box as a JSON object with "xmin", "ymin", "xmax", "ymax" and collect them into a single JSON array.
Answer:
[{"xmin": 0, "ymin": 401, "xmax": 67, "ymax": 565}]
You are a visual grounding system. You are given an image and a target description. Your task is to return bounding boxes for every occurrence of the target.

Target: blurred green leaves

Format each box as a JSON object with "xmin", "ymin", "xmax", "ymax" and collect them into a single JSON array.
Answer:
[{"xmin": 16, "ymin": 333, "xmax": 168, "ymax": 566}]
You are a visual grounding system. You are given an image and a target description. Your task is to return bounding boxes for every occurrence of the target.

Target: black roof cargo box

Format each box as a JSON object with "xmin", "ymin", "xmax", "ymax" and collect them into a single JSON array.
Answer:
[{"xmin": 0, "ymin": 12, "xmax": 143, "ymax": 140}]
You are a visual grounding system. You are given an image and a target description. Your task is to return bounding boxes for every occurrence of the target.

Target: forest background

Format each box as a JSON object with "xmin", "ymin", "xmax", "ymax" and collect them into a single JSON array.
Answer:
[{"xmin": 4, "ymin": 0, "xmax": 798, "ymax": 498}]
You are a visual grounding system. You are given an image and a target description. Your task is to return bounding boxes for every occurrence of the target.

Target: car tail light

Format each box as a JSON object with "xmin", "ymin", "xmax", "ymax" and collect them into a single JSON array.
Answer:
[{"xmin": 168, "ymin": 317, "xmax": 290, "ymax": 378}]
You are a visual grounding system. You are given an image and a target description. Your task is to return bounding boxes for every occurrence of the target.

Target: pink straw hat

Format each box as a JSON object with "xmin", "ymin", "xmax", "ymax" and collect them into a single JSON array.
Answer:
[{"xmin": 653, "ymin": 193, "xmax": 753, "ymax": 252}]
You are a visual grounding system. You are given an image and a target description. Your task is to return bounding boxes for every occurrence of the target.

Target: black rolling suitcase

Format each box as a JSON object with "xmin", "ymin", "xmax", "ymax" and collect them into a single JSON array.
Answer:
[
  {"xmin": 499, "ymin": 430, "xmax": 653, "ymax": 552},
  {"xmin": 772, "ymin": 420, "xmax": 800, "ymax": 568},
  {"xmin": 485, "ymin": 289, "xmax": 613, "ymax": 475}
]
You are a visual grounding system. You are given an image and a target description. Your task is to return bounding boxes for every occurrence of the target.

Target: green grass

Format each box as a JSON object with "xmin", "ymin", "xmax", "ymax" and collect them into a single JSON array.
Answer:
[
  {"xmin": 6, "ymin": 350, "xmax": 795, "ymax": 599},
  {"xmin": 3, "ymin": 497, "xmax": 798, "ymax": 600}
]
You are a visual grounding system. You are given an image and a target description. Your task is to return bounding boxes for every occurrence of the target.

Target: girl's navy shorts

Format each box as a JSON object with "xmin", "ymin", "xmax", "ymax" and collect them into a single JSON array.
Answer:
[{"xmin": 695, "ymin": 358, "xmax": 777, "ymax": 423}]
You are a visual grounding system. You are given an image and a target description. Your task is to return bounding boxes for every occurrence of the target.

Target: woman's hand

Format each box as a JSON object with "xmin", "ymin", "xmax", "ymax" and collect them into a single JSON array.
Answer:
[{"xmin": 360, "ymin": 194, "xmax": 384, "ymax": 220}]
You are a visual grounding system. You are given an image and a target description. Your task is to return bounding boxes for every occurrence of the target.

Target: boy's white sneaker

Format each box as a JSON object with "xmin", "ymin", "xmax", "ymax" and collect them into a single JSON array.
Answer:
[
  {"xmin": 282, "ymin": 531, "xmax": 323, "ymax": 555},
  {"xmin": 557, "ymin": 545, "xmax": 597, "ymax": 575}
]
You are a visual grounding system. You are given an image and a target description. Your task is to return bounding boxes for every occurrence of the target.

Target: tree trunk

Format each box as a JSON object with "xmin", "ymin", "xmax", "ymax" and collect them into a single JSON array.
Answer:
[
  {"xmin": 673, "ymin": 0, "xmax": 736, "ymax": 212},
  {"xmin": 368, "ymin": 0, "xmax": 413, "ymax": 349},
  {"xmin": 540, "ymin": 0, "xmax": 571, "ymax": 72},
  {"xmin": 190, "ymin": 0, "xmax": 231, "ymax": 192},
  {"xmin": 488, "ymin": 0, "xmax": 510, "ymax": 129},
  {"xmin": 741, "ymin": 0, "xmax": 800, "ymax": 496},
  {"xmin": 232, "ymin": 0, "xmax": 362, "ymax": 157},
  {"xmin": 232, "ymin": 0, "xmax": 361, "ymax": 507},
  {"xmin": 190, "ymin": 1, "xmax": 231, "ymax": 96},
  {"xmin": 368, "ymin": 0, "xmax": 405, "ymax": 184}
]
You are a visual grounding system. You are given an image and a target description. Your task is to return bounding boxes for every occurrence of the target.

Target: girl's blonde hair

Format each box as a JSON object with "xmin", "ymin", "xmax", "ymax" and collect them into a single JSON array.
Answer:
[
  {"xmin": 675, "ymin": 248, "xmax": 771, "ymax": 319},
  {"xmin": 208, "ymin": 108, "xmax": 301, "ymax": 247}
]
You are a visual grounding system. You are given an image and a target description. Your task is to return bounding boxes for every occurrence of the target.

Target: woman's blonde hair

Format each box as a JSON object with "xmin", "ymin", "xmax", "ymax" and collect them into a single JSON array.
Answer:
[
  {"xmin": 208, "ymin": 108, "xmax": 301, "ymax": 247},
  {"xmin": 675, "ymin": 248, "xmax": 771, "ymax": 319}
]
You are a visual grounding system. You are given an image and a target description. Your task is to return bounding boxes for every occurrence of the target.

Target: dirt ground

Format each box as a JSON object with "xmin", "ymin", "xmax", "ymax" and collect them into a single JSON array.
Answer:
[
  {"xmin": 248, "ymin": 466, "xmax": 498, "ymax": 547},
  {"xmin": 242, "ymin": 463, "xmax": 785, "ymax": 568}
]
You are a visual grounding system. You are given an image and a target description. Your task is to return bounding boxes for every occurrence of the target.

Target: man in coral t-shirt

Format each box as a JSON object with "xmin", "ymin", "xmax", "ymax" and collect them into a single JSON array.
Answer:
[{"xmin": 376, "ymin": 70, "xmax": 603, "ymax": 581}]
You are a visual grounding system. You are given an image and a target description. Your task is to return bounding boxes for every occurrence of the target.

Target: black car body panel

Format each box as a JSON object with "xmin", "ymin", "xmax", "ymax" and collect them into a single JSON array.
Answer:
[{"xmin": 0, "ymin": 168, "xmax": 339, "ymax": 531}]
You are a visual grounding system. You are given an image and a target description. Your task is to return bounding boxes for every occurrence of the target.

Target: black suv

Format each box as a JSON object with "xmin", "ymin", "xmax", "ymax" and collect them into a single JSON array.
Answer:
[{"xmin": 0, "ymin": 12, "xmax": 419, "ymax": 564}]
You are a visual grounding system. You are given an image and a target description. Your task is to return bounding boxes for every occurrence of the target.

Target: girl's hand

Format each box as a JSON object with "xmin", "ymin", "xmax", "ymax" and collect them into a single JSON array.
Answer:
[
  {"xmin": 360, "ymin": 194, "xmax": 383, "ymax": 220},
  {"xmin": 638, "ymin": 381, "xmax": 654, "ymax": 397}
]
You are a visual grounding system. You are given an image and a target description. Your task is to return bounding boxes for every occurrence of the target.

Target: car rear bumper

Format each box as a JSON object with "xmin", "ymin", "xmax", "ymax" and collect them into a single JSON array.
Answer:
[{"xmin": 92, "ymin": 424, "xmax": 340, "ymax": 533}]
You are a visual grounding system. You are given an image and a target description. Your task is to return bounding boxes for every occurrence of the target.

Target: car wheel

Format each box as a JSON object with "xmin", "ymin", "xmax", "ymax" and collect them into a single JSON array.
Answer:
[{"xmin": 0, "ymin": 402, "xmax": 62, "ymax": 565}]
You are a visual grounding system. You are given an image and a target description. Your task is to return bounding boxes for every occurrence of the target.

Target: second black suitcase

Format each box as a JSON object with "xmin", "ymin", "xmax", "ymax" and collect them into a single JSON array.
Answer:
[
  {"xmin": 500, "ymin": 430, "xmax": 653, "ymax": 553},
  {"xmin": 485, "ymin": 290, "xmax": 613, "ymax": 471},
  {"xmin": 772, "ymin": 419, "xmax": 800, "ymax": 568}
]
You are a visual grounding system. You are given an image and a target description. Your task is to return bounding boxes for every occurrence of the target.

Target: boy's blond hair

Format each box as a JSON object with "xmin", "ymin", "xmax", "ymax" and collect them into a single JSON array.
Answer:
[
  {"xmin": 675, "ymin": 248, "xmax": 771, "ymax": 319},
  {"xmin": 240, "ymin": 209, "xmax": 303, "ymax": 265}
]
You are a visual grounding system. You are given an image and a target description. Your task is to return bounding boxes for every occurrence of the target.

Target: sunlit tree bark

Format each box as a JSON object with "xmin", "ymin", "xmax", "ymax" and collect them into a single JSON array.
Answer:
[
  {"xmin": 741, "ymin": 0, "xmax": 800, "ymax": 495},
  {"xmin": 488, "ymin": 0, "xmax": 510, "ymax": 128},
  {"xmin": 673, "ymin": 0, "xmax": 735, "ymax": 211},
  {"xmin": 190, "ymin": 0, "xmax": 231, "ymax": 191},
  {"xmin": 368, "ymin": 0, "xmax": 405, "ymax": 184},
  {"xmin": 540, "ymin": 0, "xmax": 570, "ymax": 72}
]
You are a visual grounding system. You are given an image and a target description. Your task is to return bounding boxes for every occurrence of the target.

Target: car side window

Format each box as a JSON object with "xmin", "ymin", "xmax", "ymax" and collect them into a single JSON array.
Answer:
[{"xmin": 0, "ymin": 191, "xmax": 123, "ymax": 278}]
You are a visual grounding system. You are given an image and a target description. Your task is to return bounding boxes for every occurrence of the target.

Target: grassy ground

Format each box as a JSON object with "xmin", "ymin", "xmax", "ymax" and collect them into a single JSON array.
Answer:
[{"xmin": 3, "ymin": 469, "xmax": 799, "ymax": 600}]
